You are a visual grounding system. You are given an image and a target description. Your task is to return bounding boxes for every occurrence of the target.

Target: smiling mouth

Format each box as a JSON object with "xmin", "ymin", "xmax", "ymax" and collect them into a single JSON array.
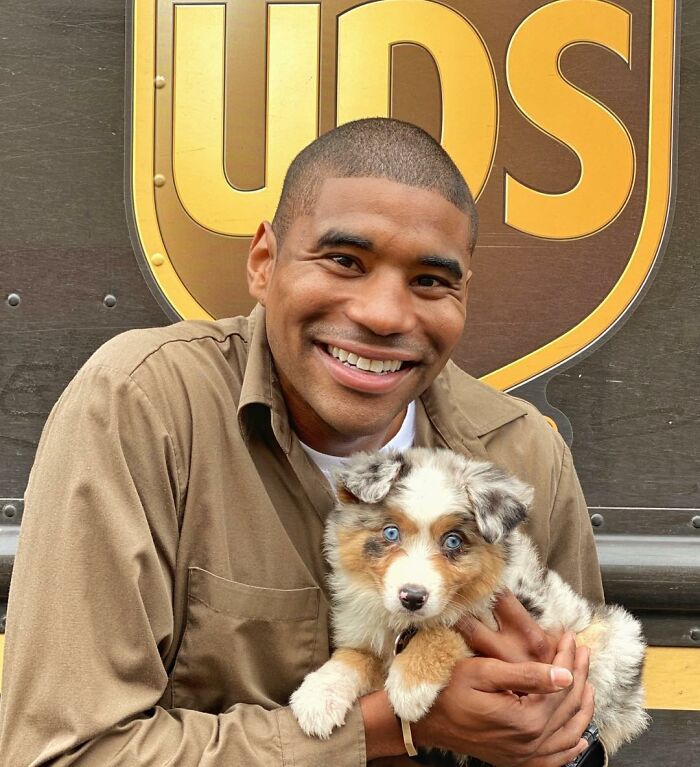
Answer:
[{"xmin": 325, "ymin": 344, "xmax": 414, "ymax": 375}]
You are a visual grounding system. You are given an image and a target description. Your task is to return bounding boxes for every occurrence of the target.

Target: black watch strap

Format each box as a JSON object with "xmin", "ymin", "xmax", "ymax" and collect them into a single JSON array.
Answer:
[{"xmin": 575, "ymin": 739, "xmax": 606, "ymax": 766}]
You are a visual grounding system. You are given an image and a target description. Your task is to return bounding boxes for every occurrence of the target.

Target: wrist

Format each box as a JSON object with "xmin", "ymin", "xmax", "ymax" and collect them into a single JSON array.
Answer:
[{"xmin": 359, "ymin": 690, "xmax": 405, "ymax": 760}]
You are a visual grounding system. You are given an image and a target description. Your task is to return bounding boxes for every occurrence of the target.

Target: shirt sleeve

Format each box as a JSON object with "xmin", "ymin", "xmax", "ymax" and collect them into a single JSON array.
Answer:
[
  {"xmin": 0, "ymin": 364, "xmax": 365, "ymax": 767},
  {"xmin": 546, "ymin": 440, "xmax": 605, "ymax": 605}
]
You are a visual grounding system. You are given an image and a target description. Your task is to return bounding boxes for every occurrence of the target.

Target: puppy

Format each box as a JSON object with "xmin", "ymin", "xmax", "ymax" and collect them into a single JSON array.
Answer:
[{"xmin": 290, "ymin": 447, "xmax": 648, "ymax": 760}]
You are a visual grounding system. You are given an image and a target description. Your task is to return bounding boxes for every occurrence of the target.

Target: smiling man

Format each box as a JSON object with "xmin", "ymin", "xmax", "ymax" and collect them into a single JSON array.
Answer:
[{"xmin": 0, "ymin": 119, "xmax": 603, "ymax": 767}]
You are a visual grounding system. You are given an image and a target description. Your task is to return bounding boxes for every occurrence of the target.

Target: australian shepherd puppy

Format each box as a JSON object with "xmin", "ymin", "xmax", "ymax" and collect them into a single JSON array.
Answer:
[{"xmin": 290, "ymin": 447, "xmax": 648, "ymax": 760}]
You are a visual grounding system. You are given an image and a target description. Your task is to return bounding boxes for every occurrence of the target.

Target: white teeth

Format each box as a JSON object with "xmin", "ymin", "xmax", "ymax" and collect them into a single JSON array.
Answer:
[{"xmin": 327, "ymin": 345, "xmax": 406, "ymax": 375}]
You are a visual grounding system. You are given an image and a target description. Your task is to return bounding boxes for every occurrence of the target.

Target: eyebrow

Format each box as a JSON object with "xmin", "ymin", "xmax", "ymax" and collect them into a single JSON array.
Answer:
[
  {"xmin": 316, "ymin": 229, "xmax": 374, "ymax": 251},
  {"xmin": 315, "ymin": 229, "xmax": 464, "ymax": 282},
  {"xmin": 419, "ymin": 256, "xmax": 463, "ymax": 281}
]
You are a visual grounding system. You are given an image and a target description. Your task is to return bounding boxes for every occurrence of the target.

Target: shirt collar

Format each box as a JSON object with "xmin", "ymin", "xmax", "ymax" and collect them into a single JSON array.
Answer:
[
  {"xmin": 237, "ymin": 304, "xmax": 294, "ymax": 454},
  {"xmin": 419, "ymin": 360, "xmax": 528, "ymax": 449}
]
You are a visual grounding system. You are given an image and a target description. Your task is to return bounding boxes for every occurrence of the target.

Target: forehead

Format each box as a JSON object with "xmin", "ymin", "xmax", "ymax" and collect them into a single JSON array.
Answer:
[
  {"xmin": 392, "ymin": 461, "xmax": 467, "ymax": 528},
  {"xmin": 301, "ymin": 176, "xmax": 472, "ymax": 257}
]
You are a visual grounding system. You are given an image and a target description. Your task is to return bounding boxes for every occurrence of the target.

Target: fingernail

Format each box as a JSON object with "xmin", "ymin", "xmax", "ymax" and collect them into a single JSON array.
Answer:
[{"xmin": 550, "ymin": 666, "xmax": 573, "ymax": 687}]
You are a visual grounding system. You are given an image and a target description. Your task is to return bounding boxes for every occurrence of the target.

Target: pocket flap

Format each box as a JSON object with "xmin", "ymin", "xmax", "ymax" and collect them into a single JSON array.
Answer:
[{"xmin": 187, "ymin": 566, "xmax": 320, "ymax": 622}]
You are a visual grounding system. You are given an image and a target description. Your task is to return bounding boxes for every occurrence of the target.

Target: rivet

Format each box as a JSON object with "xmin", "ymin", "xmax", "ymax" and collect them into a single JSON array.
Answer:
[
  {"xmin": 154, "ymin": 75, "xmax": 166, "ymax": 89},
  {"xmin": 154, "ymin": 174, "xmax": 166, "ymax": 187},
  {"xmin": 2, "ymin": 503, "xmax": 17, "ymax": 518},
  {"xmin": 590, "ymin": 513, "xmax": 604, "ymax": 527},
  {"xmin": 692, "ymin": 516, "xmax": 700, "ymax": 529},
  {"xmin": 103, "ymin": 294, "xmax": 117, "ymax": 308},
  {"xmin": 690, "ymin": 628, "xmax": 700, "ymax": 642},
  {"xmin": 151, "ymin": 253, "xmax": 165, "ymax": 267},
  {"xmin": 7, "ymin": 292, "xmax": 21, "ymax": 307}
]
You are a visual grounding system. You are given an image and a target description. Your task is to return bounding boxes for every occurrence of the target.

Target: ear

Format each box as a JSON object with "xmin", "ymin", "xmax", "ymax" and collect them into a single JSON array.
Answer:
[
  {"xmin": 334, "ymin": 451, "xmax": 408, "ymax": 505},
  {"xmin": 462, "ymin": 461, "xmax": 533, "ymax": 543},
  {"xmin": 247, "ymin": 221, "xmax": 277, "ymax": 306}
]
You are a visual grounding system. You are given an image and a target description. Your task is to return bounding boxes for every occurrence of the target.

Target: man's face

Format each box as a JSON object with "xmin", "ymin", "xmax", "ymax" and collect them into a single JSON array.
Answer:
[{"xmin": 247, "ymin": 176, "xmax": 472, "ymax": 453}]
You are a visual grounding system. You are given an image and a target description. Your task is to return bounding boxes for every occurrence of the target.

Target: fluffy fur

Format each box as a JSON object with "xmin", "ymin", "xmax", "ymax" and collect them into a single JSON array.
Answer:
[{"xmin": 290, "ymin": 447, "xmax": 648, "ymax": 760}]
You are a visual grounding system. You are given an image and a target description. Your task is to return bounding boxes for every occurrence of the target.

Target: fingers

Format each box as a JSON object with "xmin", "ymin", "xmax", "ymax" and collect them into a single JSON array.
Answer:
[
  {"xmin": 531, "ymin": 644, "xmax": 591, "ymax": 745},
  {"xmin": 463, "ymin": 656, "xmax": 574, "ymax": 695},
  {"xmin": 492, "ymin": 589, "xmax": 533, "ymax": 629},
  {"xmin": 551, "ymin": 632, "xmax": 577, "ymax": 672},
  {"xmin": 520, "ymin": 683, "xmax": 595, "ymax": 767},
  {"xmin": 525, "ymin": 737, "xmax": 589, "ymax": 767},
  {"xmin": 457, "ymin": 591, "xmax": 561, "ymax": 664},
  {"xmin": 554, "ymin": 644, "xmax": 590, "ymax": 723},
  {"xmin": 537, "ymin": 683, "xmax": 596, "ymax": 757},
  {"xmin": 456, "ymin": 614, "xmax": 508, "ymax": 660}
]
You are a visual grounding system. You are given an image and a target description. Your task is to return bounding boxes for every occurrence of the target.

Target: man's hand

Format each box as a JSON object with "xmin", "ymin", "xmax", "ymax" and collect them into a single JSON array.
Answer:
[
  {"xmin": 363, "ymin": 593, "xmax": 593, "ymax": 765},
  {"xmin": 410, "ymin": 633, "xmax": 594, "ymax": 767},
  {"xmin": 458, "ymin": 590, "xmax": 562, "ymax": 665}
]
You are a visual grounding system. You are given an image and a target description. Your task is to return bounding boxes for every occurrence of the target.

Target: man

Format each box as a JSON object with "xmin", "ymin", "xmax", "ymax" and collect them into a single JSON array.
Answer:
[{"xmin": 0, "ymin": 119, "xmax": 602, "ymax": 766}]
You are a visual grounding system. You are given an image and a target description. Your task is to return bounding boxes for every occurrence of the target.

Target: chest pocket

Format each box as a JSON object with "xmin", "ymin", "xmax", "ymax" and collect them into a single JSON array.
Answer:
[{"xmin": 171, "ymin": 567, "xmax": 324, "ymax": 712}]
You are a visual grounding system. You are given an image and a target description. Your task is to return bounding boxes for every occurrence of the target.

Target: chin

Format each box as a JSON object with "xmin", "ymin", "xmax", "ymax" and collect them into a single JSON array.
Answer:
[
  {"xmin": 290, "ymin": 448, "xmax": 649, "ymax": 761},
  {"xmin": 312, "ymin": 396, "xmax": 408, "ymax": 442}
]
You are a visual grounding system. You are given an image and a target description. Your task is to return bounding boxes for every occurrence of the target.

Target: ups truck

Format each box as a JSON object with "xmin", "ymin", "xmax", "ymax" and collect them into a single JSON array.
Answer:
[{"xmin": 1, "ymin": 0, "xmax": 698, "ymax": 764}]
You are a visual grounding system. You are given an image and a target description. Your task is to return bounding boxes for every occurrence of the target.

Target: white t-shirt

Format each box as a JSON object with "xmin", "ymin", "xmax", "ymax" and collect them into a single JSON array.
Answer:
[{"xmin": 299, "ymin": 401, "xmax": 416, "ymax": 489}]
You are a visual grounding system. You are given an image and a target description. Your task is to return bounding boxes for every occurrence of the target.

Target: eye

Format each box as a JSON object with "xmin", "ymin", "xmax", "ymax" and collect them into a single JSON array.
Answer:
[
  {"xmin": 383, "ymin": 525, "xmax": 400, "ymax": 543},
  {"xmin": 442, "ymin": 532, "xmax": 463, "ymax": 552},
  {"xmin": 329, "ymin": 254, "xmax": 360, "ymax": 270},
  {"xmin": 413, "ymin": 275, "xmax": 447, "ymax": 288}
]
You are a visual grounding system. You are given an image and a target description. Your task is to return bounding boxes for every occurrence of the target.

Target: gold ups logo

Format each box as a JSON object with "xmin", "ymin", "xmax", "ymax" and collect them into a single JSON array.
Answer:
[{"xmin": 127, "ymin": 0, "xmax": 677, "ymax": 392}]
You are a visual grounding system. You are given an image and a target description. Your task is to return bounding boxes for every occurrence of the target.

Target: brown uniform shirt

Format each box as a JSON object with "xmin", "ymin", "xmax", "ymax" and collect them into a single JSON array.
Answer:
[{"xmin": 0, "ymin": 306, "xmax": 603, "ymax": 766}]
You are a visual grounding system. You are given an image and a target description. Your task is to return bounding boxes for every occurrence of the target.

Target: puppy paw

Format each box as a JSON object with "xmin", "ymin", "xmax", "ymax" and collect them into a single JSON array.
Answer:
[
  {"xmin": 290, "ymin": 662, "xmax": 360, "ymax": 739},
  {"xmin": 385, "ymin": 665, "xmax": 442, "ymax": 722}
]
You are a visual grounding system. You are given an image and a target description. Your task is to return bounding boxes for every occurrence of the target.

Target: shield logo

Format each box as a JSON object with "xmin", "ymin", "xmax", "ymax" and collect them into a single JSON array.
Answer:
[{"xmin": 126, "ymin": 0, "xmax": 677, "ymax": 397}]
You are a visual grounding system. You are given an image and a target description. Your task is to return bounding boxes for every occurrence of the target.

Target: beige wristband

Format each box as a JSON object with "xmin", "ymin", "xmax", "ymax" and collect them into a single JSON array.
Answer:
[{"xmin": 400, "ymin": 717, "xmax": 418, "ymax": 757}]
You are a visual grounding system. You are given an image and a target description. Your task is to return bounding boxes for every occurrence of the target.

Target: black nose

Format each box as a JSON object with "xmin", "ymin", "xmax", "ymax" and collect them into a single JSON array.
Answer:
[{"xmin": 399, "ymin": 585, "xmax": 428, "ymax": 611}]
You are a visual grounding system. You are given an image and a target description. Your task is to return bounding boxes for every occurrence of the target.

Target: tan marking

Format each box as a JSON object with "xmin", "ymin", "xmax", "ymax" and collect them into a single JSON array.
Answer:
[
  {"xmin": 429, "ymin": 512, "xmax": 474, "ymax": 541},
  {"xmin": 437, "ymin": 540, "xmax": 505, "ymax": 614},
  {"xmin": 335, "ymin": 507, "xmax": 423, "ymax": 585},
  {"xmin": 336, "ymin": 485, "xmax": 359, "ymax": 504},
  {"xmin": 333, "ymin": 647, "xmax": 384, "ymax": 691},
  {"xmin": 386, "ymin": 507, "xmax": 420, "ymax": 537},
  {"xmin": 576, "ymin": 620, "xmax": 607, "ymax": 652},
  {"xmin": 393, "ymin": 625, "xmax": 470, "ymax": 687},
  {"xmin": 336, "ymin": 526, "xmax": 403, "ymax": 586}
]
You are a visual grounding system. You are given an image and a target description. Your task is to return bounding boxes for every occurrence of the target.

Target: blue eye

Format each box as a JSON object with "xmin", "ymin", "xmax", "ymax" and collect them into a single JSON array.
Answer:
[
  {"xmin": 443, "ymin": 533, "xmax": 463, "ymax": 551},
  {"xmin": 383, "ymin": 525, "xmax": 400, "ymax": 543}
]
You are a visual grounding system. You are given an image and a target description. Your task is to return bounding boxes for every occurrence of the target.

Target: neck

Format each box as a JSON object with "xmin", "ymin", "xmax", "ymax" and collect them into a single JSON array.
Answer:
[{"xmin": 293, "ymin": 407, "xmax": 407, "ymax": 456}]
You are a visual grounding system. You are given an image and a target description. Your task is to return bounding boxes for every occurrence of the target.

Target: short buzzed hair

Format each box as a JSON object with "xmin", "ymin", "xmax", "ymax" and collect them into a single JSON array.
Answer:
[{"xmin": 272, "ymin": 118, "xmax": 478, "ymax": 252}]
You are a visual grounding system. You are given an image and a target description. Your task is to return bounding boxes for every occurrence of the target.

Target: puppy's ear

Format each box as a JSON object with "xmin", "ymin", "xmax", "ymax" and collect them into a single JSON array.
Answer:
[
  {"xmin": 334, "ymin": 451, "xmax": 407, "ymax": 504},
  {"xmin": 462, "ymin": 461, "xmax": 533, "ymax": 543}
]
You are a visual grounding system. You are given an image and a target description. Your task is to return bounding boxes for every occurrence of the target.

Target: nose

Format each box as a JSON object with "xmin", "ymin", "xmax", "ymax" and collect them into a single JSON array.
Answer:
[
  {"xmin": 399, "ymin": 585, "xmax": 428, "ymax": 612},
  {"xmin": 345, "ymin": 270, "xmax": 417, "ymax": 337}
]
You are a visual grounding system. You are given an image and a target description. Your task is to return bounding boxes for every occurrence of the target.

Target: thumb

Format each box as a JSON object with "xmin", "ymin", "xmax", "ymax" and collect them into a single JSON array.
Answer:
[{"xmin": 467, "ymin": 657, "xmax": 573, "ymax": 694}]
